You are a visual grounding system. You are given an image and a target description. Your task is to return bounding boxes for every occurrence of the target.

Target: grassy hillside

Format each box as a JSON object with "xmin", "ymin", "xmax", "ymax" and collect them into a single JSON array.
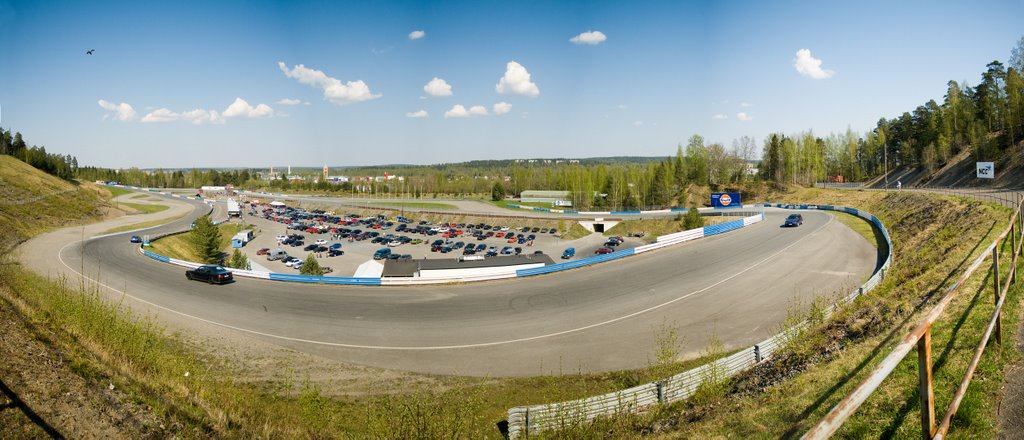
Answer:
[
  {"xmin": 0, "ymin": 155, "xmax": 109, "ymax": 251},
  {"xmin": 548, "ymin": 188, "xmax": 1022, "ymax": 438}
]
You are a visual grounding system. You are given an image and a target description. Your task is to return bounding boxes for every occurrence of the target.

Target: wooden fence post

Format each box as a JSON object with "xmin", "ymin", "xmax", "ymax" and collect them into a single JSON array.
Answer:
[
  {"xmin": 918, "ymin": 328, "xmax": 936, "ymax": 440},
  {"xmin": 994, "ymin": 244, "xmax": 1002, "ymax": 347}
]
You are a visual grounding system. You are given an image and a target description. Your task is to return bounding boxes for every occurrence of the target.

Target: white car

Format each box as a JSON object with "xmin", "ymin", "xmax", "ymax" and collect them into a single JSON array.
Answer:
[
  {"xmin": 315, "ymin": 239, "xmax": 327, "ymax": 245},
  {"xmin": 293, "ymin": 261, "xmax": 304, "ymax": 270},
  {"xmin": 284, "ymin": 257, "xmax": 301, "ymax": 267},
  {"xmin": 275, "ymin": 235, "xmax": 287, "ymax": 242},
  {"xmin": 499, "ymin": 226, "xmax": 509, "ymax": 232},
  {"xmin": 387, "ymin": 240, "xmax": 401, "ymax": 247}
]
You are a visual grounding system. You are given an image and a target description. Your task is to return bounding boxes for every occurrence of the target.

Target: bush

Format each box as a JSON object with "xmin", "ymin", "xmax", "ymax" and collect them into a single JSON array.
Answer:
[
  {"xmin": 682, "ymin": 204, "xmax": 704, "ymax": 230},
  {"xmin": 491, "ymin": 181, "xmax": 506, "ymax": 201}
]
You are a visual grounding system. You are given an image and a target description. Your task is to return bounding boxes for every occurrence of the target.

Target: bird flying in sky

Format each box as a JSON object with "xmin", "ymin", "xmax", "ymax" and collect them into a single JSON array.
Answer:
[{"xmin": 86, "ymin": 49, "xmax": 95, "ymax": 55}]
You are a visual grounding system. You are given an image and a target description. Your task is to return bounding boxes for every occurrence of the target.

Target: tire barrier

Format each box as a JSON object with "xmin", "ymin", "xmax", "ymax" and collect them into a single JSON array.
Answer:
[{"xmin": 506, "ymin": 204, "xmax": 892, "ymax": 438}]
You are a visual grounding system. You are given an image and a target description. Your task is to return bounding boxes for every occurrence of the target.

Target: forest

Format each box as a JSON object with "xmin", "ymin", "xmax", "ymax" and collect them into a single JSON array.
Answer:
[{"xmin": 2, "ymin": 37, "xmax": 1022, "ymax": 210}]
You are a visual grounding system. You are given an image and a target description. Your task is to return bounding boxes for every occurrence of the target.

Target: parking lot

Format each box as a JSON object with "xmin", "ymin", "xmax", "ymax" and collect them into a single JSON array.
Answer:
[{"xmin": 234, "ymin": 203, "xmax": 644, "ymax": 276}]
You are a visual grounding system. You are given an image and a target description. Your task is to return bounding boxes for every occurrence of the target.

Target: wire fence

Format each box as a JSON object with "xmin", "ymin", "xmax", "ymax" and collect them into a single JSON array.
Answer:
[{"xmin": 506, "ymin": 204, "xmax": 893, "ymax": 438}]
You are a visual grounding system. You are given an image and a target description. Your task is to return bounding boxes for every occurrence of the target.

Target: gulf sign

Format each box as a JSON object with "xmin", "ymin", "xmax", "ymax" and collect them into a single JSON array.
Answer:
[{"xmin": 711, "ymin": 192, "xmax": 741, "ymax": 208}]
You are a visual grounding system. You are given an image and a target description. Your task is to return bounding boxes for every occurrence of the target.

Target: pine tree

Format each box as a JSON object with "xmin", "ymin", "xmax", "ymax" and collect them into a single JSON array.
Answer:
[
  {"xmin": 300, "ymin": 254, "xmax": 323, "ymax": 276},
  {"xmin": 227, "ymin": 248, "xmax": 251, "ymax": 270},
  {"xmin": 189, "ymin": 215, "xmax": 223, "ymax": 264},
  {"xmin": 491, "ymin": 181, "xmax": 506, "ymax": 201}
]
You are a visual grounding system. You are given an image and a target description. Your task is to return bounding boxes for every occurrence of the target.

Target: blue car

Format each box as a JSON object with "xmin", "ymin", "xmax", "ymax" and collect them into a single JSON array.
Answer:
[
  {"xmin": 561, "ymin": 247, "xmax": 575, "ymax": 259},
  {"xmin": 784, "ymin": 213, "xmax": 803, "ymax": 227},
  {"xmin": 130, "ymin": 235, "xmax": 142, "ymax": 243}
]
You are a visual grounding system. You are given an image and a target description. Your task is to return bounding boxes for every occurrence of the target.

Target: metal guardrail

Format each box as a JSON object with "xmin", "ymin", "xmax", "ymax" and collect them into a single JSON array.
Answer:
[
  {"xmin": 506, "ymin": 204, "xmax": 893, "ymax": 438},
  {"xmin": 803, "ymin": 194, "xmax": 1024, "ymax": 439}
]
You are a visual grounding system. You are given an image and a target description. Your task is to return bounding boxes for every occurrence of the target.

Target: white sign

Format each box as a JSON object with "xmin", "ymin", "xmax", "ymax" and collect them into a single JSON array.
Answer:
[{"xmin": 976, "ymin": 162, "xmax": 995, "ymax": 179}]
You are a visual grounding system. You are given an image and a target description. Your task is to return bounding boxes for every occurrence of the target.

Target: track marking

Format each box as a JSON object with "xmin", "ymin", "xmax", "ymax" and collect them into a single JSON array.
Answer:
[{"xmin": 58, "ymin": 212, "xmax": 834, "ymax": 351}]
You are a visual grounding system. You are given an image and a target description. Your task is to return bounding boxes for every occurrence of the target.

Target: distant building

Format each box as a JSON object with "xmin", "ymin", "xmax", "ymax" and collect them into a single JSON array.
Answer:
[
  {"xmin": 199, "ymin": 185, "xmax": 234, "ymax": 197},
  {"xmin": 519, "ymin": 190, "xmax": 587, "ymax": 207},
  {"xmin": 326, "ymin": 176, "xmax": 350, "ymax": 184}
]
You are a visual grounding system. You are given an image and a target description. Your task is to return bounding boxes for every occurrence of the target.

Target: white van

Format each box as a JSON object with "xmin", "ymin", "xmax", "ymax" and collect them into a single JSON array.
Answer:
[{"xmin": 266, "ymin": 248, "xmax": 288, "ymax": 261}]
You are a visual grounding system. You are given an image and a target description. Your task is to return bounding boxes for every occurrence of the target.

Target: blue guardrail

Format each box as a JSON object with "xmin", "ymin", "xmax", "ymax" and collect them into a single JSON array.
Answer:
[
  {"xmin": 268, "ymin": 273, "xmax": 381, "ymax": 285},
  {"xmin": 516, "ymin": 248, "xmax": 636, "ymax": 277},
  {"xmin": 143, "ymin": 250, "xmax": 170, "ymax": 263},
  {"xmin": 702, "ymin": 219, "xmax": 744, "ymax": 236}
]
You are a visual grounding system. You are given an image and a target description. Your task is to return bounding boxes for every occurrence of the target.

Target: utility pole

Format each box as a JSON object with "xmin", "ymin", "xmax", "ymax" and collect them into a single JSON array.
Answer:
[{"xmin": 884, "ymin": 143, "xmax": 888, "ymax": 189}]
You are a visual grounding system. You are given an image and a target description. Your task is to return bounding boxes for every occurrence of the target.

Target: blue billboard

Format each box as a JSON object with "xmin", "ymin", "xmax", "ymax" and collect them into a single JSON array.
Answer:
[{"xmin": 710, "ymin": 192, "xmax": 741, "ymax": 208}]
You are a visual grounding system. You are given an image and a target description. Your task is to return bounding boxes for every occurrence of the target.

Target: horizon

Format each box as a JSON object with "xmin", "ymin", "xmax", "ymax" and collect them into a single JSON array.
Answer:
[{"xmin": 2, "ymin": 0, "xmax": 1022, "ymax": 169}]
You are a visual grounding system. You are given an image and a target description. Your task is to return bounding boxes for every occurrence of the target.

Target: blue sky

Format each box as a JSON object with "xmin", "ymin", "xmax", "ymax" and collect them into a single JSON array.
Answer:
[{"xmin": 1, "ymin": 0, "xmax": 1022, "ymax": 168}]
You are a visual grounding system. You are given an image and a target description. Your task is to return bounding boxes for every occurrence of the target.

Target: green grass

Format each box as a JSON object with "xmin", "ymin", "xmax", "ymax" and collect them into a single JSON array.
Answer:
[
  {"xmin": 128, "ymin": 193, "xmax": 150, "ymax": 199},
  {"xmin": 558, "ymin": 221, "xmax": 593, "ymax": 240},
  {"xmin": 100, "ymin": 213, "xmax": 189, "ymax": 235},
  {"xmin": 491, "ymin": 199, "xmax": 559, "ymax": 210},
  {"xmin": 147, "ymin": 223, "xmax": 247, "ymax": 262},
  {"xmin": 105, "ymin": 186, "xmax": 132, "ymax": 199},
  {"xmin": 119, "ymin": 202, "xmax": 169, "ymax": 215},
  {"xmin": 362, "ymin": 201, "xmax": 457, "ymax": 210}
]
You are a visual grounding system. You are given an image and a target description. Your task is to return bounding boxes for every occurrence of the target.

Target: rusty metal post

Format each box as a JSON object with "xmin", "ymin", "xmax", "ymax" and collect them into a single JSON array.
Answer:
[
  {"xmin": 917, "ymin": 328, "xmax": 936, "ymax": 440},
  {"xmin": 994, "ymin": 244, "xmax": 1002, "ymax": 346}
]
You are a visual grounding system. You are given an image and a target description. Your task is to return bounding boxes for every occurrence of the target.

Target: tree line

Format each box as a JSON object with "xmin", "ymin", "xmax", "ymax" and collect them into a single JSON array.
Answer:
[{"xmin": 0, "ymin": 127, "xmax": 79, "ymax": 180}]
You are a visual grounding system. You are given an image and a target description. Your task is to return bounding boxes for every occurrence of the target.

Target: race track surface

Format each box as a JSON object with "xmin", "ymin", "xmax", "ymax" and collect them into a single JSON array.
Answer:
[{"xmin": 24, "ymin": 197, "xmax": 876, "ymax": 376}]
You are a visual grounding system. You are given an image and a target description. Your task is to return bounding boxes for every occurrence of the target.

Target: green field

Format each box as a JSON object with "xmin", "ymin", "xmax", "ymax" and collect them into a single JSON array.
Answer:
[
  {"xmin": 119, "ymin": 202, "xmax": 169, "ymax": 215},
  {"xmin": 100, "ymin": 213, "xmax": 189, "ymax": 235},
  {"xmin": 105, "ymin": 185, "xmax": 132, "ymax": 199},
  {"xmin": 491, "ymin": 199, "xmax": 559, "ymax": 210},
  {"xmin": 362, "ymin": 201, "xmax": 457, "ymax": 210}
]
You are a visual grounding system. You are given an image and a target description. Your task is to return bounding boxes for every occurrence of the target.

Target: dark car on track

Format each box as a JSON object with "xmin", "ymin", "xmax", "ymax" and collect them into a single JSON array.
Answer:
[
  {"xmin": 784, "ymin": 213, "xmax": 804, "ymax": 227},
  {"xmin": 595, "ymin": 247, "xmax": 614, "ymax": 255},
  {"xmin": 185, "ymin": 265, "xmax": 233, "ymax": 284},
  {"xmin": 130, "ymin": 235, "xmax": 142, "ymax": 243}
]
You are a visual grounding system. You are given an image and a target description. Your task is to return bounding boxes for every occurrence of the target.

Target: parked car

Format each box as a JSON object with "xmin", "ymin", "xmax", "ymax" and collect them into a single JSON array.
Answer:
[
  {"xmin": 595, "ymin": 247, "xmax": 614, "ymax": 255},
  {"xmin": 185, "ymin": 265, "xmax": 233, "ymax": 284},
  {"xmin": 562, "ymin": 247, "xmax": 576, "ymax": 259},
  {"xmin": 304, "ymin": 244, "xmax": 318, "ymax": 251},
  {"xmin": 784, "ymin": 213, "xmax": 804, "ymax": 227},
  {"xmin": 285, "ymin": 257, "xmax": 302, "ymax": 267},
  {"xmin": 373, "ymin": 248, "xmax": 392, "ymax": 260},
  {"xmin": 500, "ymin": 246, "xmax": 514, "ymax": 255},
  {"xmin": 315, "ymin": 239, "xmax": 327, "ymax": 245},
  {"xmin": 266, "ymin": 249, "xmax": 288, "ymax": 261},
  {"xmin": 129, "ymin": 235, "xmax": 142, "ymax": 243},
  {"xmin": 256, "ymin": 248, "xmax": 270, "ymax": 255},
  {"xmin": 327, "ymin": 249, "xmax": 344, "ymax": 257},
  {"xmin": 329, "ymin": 243, "xmax": 342, "ymax": 249}
]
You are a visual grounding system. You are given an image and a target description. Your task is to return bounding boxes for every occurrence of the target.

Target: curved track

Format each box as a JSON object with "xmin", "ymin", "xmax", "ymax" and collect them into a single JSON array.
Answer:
[{"xmin": 27, "ymin": 196, "xmax": 876, "ymax": 376}]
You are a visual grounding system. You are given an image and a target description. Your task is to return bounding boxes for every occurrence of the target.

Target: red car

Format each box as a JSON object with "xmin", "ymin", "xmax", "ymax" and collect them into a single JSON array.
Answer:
[
  {"xmin": 256, "ymin": 248, "xmax": 270, "ymax": 255},
  {"xmin": 595, "ymin": 247, "xmax": 614, "ymax": 255}
]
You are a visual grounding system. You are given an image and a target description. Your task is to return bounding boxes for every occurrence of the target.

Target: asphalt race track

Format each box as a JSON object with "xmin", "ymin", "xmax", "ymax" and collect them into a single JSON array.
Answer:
[{"xmin": 33, "ymin": 197, "xmax": 876, "ymax": 376}]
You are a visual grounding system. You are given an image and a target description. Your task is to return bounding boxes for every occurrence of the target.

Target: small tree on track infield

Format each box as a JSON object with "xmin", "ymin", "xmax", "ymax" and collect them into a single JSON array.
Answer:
[
  {"xmin": 189, "ymin": 215, "xmax": 223, "ymax": 264},
  {"xmin": 300, "ymin": 254, "xmax": 323, "ymax": 276}
]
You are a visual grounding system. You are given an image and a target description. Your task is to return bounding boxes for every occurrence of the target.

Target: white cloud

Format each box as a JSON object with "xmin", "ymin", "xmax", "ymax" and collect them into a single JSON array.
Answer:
[
  {"xmin": 406, "ymin": 110, "xmax": 428, "ymax": 118},
  {"xmin": 409, "ymin": 30, "xmax": 425, "ymax": 40},
  {"xmin": 278, "ymin": 62, "xmax": 381, "ymax": 105},
  {"xmin": 617, "ymin": 104, "xmax": 628, "ymax": 110},
  {"xmin": 736, "ymin": 112, "xmax": 752, "ymax": 121},
  {"xmin": 570, "ymin": 30, "xmax": 607, "ymax": 45},
  {"xmin": 493, "ymin": 102, "xmax": 512, "ymax": 115},
  {"xmin": 181, "ymin": 109, "xmax": 225, "ymax": 125},
  {"xmin": 793, "ymin": 49, "xmax": 834, "ymax": 79},
  {"xmin": 223, "ymin": 98, "xmax": 274, "ymax": 119},
  {"xmin": 740, "ymin": 102, "xmax": 753, "ymax": 107},
  {"xmin": 468, "ymin": 105, "xmax": 488, "ymax": 116},
  {"xmin": 634, "ymin": 120, "xmax": 644, "ymax": 126},
  {"xmin": 444, "ymin": 104, "xmax": 470, "ymax": 118},
  {"xmin": 713, "ymin": 114, "xmax": 728, "ymax": 120},
  {"xmin": 423, "ymin": 77, "xmax": 453, "ymax": 97},
  {"xmin": 277, "ymin": 98, "xmax": 302, "ymax": 106},
  {"xmin": 495, "ymin": 61, "xmax": 539, "ymax": 97},
  {"xmin": 97, "ymin": 99, "xmax": 136, "ymax": 121},
  {"xmin": 141, "ymin": 108, "xmax": 178, "ymax": 123},
  {"xmin": 140, "ymin": 98, "xmax": 271, "ymax": 125}
]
